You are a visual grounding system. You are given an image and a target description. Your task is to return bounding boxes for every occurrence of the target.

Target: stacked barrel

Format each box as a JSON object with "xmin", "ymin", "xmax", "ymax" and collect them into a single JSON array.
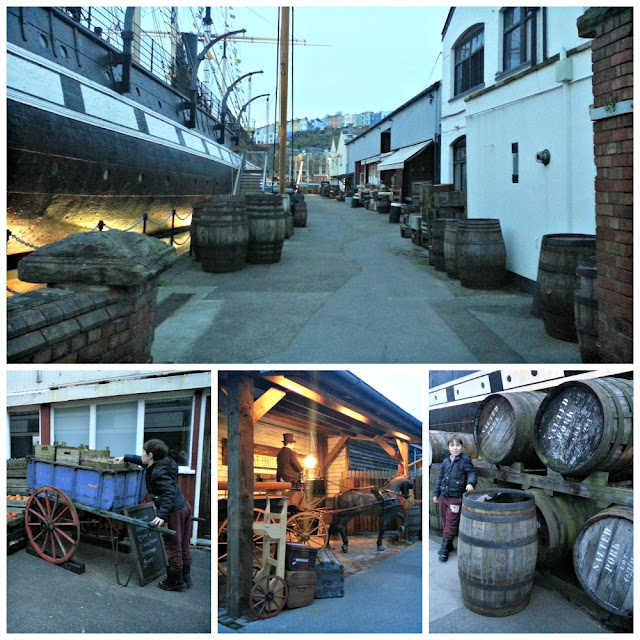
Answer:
[
  {"xmin": 191, "ymin": 193, "xmax": 290, "ymax": 272},
  {"xmin": 431, "ymin": 376, "xmax": 633, "ymax": 618}
]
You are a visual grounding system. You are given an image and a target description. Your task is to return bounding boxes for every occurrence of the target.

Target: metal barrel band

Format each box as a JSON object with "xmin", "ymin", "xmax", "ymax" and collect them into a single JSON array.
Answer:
[
  {"xmin": 461, "ymin": 509, "xmax": 536, "ymax": 523},
  {"xmin": 459, "ymin": 569, "xmax": 536, "ymax": 591},
  {"xmin": 458, "ymin": 532, "xmax": 538, "ymax": 549}
]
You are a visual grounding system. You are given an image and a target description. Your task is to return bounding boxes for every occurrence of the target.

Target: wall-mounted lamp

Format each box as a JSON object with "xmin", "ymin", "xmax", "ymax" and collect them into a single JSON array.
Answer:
[{"xmin": 536, "ymin": 149, "xmax": 551, "ymax": 165}]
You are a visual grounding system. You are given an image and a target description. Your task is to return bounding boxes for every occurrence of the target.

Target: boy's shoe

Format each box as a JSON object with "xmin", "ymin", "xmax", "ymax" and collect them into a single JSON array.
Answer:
[
  {"xmin": 447, "ymin": 539, "xmax": 455, "ymax": 552},
  {"xmin": 159, "ymin": 569, "xmax": 187, "ymax": 592},
  {"xmin": 438, "ymin": 538, "xmax": 451, "ymax": 562},
  {"xmin": 182, "ymin": 565, "xmax": 193, "ymax": 588}
]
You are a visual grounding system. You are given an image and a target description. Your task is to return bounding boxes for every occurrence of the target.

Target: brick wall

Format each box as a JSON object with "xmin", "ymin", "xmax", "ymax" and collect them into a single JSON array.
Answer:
[
  {"xmin": 7, "ymin": 278, "xmax": 159, "ymax": 363},
  {"xmin": 579, "ymin": 8, "xmax": 633, "ymax": 362}
]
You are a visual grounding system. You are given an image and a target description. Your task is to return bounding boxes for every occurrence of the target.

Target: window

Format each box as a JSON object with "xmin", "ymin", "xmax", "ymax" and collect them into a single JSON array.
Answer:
[
  {"xmin": 503, "ymin": 8, "xmax": 538, "ymax": 72},
  {"xmin": 381, "ymin": 129, "xmax": 391, "ymax": 154},
  {"xmin": 454, "ymin": 26, "xmax": 484, "ymax": 96},
  {"xmin": 96, "ymin": 402, "xmax": 137, "ymax": 456},
  {"xmin": 144, "ymin": 398, "xmax": 193, "ymax": 466},
  {"xmin": 452, "ymin": 137, "xmax": 467, "ymax": 192},
  {"xmin": 54, "ymin": 405, "xmax": 90, "ymax": 446},
  {"xmin": 9, "ymin": 411, "xmax": 40, "ymax": 458}
]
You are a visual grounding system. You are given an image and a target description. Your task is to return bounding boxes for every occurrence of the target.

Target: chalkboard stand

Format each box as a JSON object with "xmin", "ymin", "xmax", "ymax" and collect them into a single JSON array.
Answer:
[{"xmin": 124, "ymin": 503, "xmax": 169, "ymax": 586}]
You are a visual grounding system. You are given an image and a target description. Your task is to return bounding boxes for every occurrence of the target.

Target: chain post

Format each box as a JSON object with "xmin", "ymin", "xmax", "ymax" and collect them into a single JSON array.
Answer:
[
  {"xmin": 170, "ymin": 208, "xmax": 176, "ymax": 246},
  {"xmin": 143, "ymin": 213, "xmax": 148, "ymax": 235},
  {"xmin": 97, "ymin": 221, "xmax": 105, "ymax": 231}
]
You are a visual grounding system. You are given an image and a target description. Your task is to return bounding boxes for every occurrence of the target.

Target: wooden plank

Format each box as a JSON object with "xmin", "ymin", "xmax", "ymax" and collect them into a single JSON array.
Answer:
[
  {"xmin": 253, "ymin": 387, "xmax": 286, "ymax": 422},
  {"xmin": 324, "ymin": 436, "xmax": 348, "ymax": 476},
  {"xmin": 226, "ymin": 373, "xmax": 255, "ymax": 618}
]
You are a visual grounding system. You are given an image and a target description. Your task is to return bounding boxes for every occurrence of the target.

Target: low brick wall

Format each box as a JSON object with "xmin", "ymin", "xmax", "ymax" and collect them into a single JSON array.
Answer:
[{"xmin": 7, "ymin": 279, "xmax": 159, "ymax": 363}]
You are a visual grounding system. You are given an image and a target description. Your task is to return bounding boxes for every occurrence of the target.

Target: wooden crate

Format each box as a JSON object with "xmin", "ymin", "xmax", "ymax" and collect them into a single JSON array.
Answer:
[
  {"xmin": 7, "ymin": 458, "xmax": 29, "ymax": 495},
  {"xmin": 34, "ymin": 444, "xmax": 56, "ymax": 461}
]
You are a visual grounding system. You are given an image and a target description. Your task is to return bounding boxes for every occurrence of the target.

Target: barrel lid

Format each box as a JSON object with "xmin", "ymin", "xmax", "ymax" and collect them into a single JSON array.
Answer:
[
  {"xmin": 462, "ymin": 488, "xmax": 535, "ymax": 510},
  {"xmin": 541, "ymin": 233, "xmax": 596, "ymax": 247}
]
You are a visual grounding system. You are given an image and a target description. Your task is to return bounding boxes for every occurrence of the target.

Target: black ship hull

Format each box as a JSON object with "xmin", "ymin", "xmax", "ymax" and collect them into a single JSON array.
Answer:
[{"xmin": 7, "ymin": 7, "xmax": 243, "ymax": 253}]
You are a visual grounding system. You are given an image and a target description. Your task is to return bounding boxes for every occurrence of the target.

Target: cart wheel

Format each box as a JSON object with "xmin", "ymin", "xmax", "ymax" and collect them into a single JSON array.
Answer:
[
  {"xmin": 25, "ymin": 486, "xmax": 80, "ymax": 564},
  {"xmin": 286, "ymin": 511, "xmax": 329, "ymax": 549},
  {"xmin": 218, "ymin": 507, "xmax": 270, "ymax": 577},
  {"xmin": 249, "ymin": 575, "xmax": 288, "ymax": 619}
]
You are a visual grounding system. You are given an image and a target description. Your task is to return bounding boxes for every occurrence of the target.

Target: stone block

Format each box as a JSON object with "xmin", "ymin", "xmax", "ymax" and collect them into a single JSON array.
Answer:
[{"xmin": 18, "ymin": 230, "xmax": 177, "ymax": 287}]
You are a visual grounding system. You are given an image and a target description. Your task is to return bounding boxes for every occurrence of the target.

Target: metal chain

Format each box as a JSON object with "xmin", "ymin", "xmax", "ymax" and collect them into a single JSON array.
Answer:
[
  {"xmin": 171, "ymin": 234, "xmax": 191, "ymax": 246},
  {"xmin": 145, "ymin": 212, "xmax": 174, "ymax": 227},
  {"xmin": 174, "ymin": 211, "xmax": 192, "ymax": 221},
  {"xmin": 7, "ymin": 232, "xmax": 41, "ymax": 250}
]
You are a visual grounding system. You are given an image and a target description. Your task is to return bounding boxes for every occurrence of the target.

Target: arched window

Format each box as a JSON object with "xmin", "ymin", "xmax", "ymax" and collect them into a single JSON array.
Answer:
[
  {"xmin": 453, "ymin": 25, "xmax": 484, "ymax": 96},
  {"xmin": 452, "ymin": 136, "xmax": 467, "ymax": 192}
]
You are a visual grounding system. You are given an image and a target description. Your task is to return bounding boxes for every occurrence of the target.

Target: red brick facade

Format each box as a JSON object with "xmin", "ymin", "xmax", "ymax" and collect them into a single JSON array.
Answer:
[{"xmin": 578, "ymin": 8, "xmax": 633, "ymax": 362}]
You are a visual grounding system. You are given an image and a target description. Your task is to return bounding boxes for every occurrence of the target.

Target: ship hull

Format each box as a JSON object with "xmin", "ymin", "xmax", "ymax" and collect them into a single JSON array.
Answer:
[{"xmin": 7, "ymin": 7, "xmax": 243, "ymax": 253}]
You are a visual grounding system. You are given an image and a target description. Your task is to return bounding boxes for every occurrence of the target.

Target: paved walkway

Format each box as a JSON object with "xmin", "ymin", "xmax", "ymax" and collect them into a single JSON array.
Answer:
[
  {"xmin": 220, "ymin": 537, "xmax": 422, "ymax": 634},
  {"xmin": 152, "ymin": 195, "xmax": 581, "ymax": 364},
  {"xmin": 428, "ymin": 534, "xmax": 609, "ymax": 633}
]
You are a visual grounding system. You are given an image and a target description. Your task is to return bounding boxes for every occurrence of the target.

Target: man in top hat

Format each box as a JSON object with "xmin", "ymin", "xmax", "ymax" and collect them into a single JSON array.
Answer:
[{"xmin": 276, "ymin": 433, "xmax": 304, "ymax": 484}]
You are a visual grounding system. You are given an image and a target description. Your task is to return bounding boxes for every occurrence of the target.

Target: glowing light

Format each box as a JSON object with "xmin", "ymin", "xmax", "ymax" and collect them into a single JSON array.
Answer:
[
  {"xmin": 393, "ymin": 431, "xmax": 411, "ymax": 441},
  {"xmin": 303, "ymin": 455, "xmax": 317, "ymax": 469}
]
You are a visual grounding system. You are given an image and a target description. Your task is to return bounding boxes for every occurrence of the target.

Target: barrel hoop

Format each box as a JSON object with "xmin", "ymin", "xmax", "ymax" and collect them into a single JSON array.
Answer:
[
  {"xmin": 459, "ymin": 570, "xmax": 536, "ymax": 591},
  {"xmin": 539, "ymin": 262, "xmax": 584, "ymax": 276},
  {"xmin": 459, "ymin": 532, "xmax": 537, "ymax": 548},
  {"xmin": 461, "ymin": 509, "xmax": 535, "ymax": 523}
]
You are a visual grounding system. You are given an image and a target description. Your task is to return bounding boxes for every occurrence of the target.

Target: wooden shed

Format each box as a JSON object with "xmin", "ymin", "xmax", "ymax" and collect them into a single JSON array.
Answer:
[{"xmin": 218, "ymin": 370, "xmax": 422, "ymax": 617}]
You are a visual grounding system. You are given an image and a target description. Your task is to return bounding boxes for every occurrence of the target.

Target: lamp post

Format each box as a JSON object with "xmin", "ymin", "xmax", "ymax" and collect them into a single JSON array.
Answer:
[{"xmin": 217, "ymin": 70, "xmax": 264, "ymax": 144}]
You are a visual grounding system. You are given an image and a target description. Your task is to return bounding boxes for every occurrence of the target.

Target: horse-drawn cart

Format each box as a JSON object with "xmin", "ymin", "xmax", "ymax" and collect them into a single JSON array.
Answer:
[
  {"xmin": 218, "ymin": 475, "xmax": 413, "ymax": 574},
  {"xmin": 24, "ymin": 458, "xmax": 175, "ymax": 583}
]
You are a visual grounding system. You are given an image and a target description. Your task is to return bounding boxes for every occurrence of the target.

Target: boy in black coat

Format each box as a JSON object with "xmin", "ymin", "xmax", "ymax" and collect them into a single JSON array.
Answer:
[
  {"xmin": 432, "ymin": 434, "xmax": 476, "ymax": 562},
  {"xmin": 115, "ymin": 439, "xmax": 193, "ymax": 591}
]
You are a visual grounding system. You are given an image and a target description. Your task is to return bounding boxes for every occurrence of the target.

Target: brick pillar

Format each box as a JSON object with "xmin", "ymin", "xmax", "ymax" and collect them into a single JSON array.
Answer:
[
  {"xmin": 17, "ymin": 230, "xmax": 177, "ymax": 363},
  {"xmin": 577, "ymin": 8, "xmax": 633, "ymax": 362}
]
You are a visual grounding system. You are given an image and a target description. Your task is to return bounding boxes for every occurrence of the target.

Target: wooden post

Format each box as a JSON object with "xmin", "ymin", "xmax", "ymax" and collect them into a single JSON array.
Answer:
[
  {"xmin": 225, "ymin": 373, "xmax": 255, "ymax": 618},
  {"xmin": 396, "ymin": 439, "xmax": 409, "ymax": 477},
  {"xmin": 278, "ymin": 7, "xmax": 290, "ymax": 194}
]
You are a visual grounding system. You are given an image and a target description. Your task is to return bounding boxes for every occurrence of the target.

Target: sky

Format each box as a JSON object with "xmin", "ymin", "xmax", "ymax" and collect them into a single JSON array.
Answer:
[
  {"xmin": 169, "ymin": 5, "xmax": 450, "ymax": 129},
  {"xmin": 349, "ymin": 367, "xmax": 425, "ymax": 423}
]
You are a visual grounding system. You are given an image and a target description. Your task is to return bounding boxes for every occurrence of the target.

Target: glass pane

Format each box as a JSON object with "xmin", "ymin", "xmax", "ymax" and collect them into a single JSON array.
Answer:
[
  {"xmin": 144, "ymin": 398, "xmax": 193, "ymax": 466},
  {"xmin": 9, "ymin": 411, "xmax": 40, "ymax": 458},
  {"xmin": 96, "ymin": 402, "xmax": 138, "ymax": 456},
  {"xmin": 504, "ymin": 8, "xmax": 514, "ymax": 28},
  {"xmin": 54, "ymin": 405, "xmax": 90, "ymax": 447}
]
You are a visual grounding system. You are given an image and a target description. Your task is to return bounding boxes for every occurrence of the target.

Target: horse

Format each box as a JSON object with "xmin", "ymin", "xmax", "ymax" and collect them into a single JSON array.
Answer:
[{"xmin": 328, "ymin": 475, "xmax": 413, "ymax": 553}]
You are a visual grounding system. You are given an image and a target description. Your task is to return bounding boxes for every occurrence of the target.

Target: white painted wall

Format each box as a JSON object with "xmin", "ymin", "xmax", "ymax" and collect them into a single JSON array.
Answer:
[{"xmin": 440, "ymin": 7, "xmax": 596, "ymax": 281}]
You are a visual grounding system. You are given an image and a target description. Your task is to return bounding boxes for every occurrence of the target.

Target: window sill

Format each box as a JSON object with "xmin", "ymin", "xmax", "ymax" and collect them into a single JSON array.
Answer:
[{"xmin": 449, "ymin": 83, "xmax": 485, "ymax": 103}]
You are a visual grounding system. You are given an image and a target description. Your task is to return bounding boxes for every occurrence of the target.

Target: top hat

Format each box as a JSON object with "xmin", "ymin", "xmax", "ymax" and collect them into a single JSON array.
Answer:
[{"xmin": 282, "ymin": 433, "xmax": 296, "ymax": 444}]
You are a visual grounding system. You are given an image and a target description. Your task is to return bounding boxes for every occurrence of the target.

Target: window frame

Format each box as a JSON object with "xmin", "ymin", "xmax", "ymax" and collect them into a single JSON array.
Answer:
[
  {"xmin": 452, "ymin": 136, "xmax": 467, "ymax": 193},
  {"xmin": 501, "ymin": 7, "xmax": 539, "ymax": 74},
  {"xmin": 453, "ymin": 24, "xmax": 485, "ymax": 97}
]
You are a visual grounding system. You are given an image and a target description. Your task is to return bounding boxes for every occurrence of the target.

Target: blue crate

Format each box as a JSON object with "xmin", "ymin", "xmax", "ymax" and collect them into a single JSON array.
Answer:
[{"xmin": 27, "ymin": 459, "xmax": 147, "ymax": 512}]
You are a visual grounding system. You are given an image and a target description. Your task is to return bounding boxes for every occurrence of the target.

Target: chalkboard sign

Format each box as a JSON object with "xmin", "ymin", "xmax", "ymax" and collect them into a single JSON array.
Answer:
[{"xmin": 124, "ymin": 503, "xmax": 168, "ymax": 586}]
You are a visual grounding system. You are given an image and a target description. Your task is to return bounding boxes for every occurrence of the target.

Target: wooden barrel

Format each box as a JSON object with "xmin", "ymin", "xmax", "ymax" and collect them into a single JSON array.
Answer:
[
  {"xmin": 456, "ymin": 219, "xmax": 506, "ymax": 289},
  {"xmin": 431, "ymin": 218, "xmax": 456, "ymax": 272},
  {"xmin": 377, "ymin": 193, "xmax": 391, "ymax": 214},
  {"xmin": 573, "ymin": 507, "xmax": 633, "ymax": 617},
  {"xmin": 458, "ymin": 489, "xmax": 537, "ymax": 617},
  {"xmin": 527, "ymin": 489, "xmax": 598, "ymax": 569},
  {"xmin": 428, "ymin": 464, "xmax": 442, "ymax": 532},
  {"xmin": 406, "ymin": 503, "xmax": 421, "ymax": 540},
  {"xmin": 474, "ymin": 391, "xmax": 546, "ymax": 467},
  {"xmin": 428, "ymin": 431, "xmax": 476, "ymax": 464},
  {"xmin": 536, "ymin": 233, "xmax": 596, "ymax": 342},
  {"xmin": 443, "ymin": 219, "xmax": 459, "ymax": 279},
  {"xmin": 574, "ymin": 257, "xmax": 600, "ymax": 363},
  {"xmin": 533, "ymin": 377, "xmax": 633, "ymax": 480},
  {"xmin": 351, "ymin": 194, "xmax": 360, "ymax": 208},
  {"xmin": 244, "ymin": 193, "xmax": 287, "ymax": 264},
  {"xmin": 293, "ymin": 201, "xmax": 308, "ymax": 227},
  {"xmin": 192, "ymin": 196, "xmax": 248, "ymax": 273}
]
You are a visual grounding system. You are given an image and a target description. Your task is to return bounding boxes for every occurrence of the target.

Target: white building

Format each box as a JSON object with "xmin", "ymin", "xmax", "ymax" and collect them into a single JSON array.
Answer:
[
  {"xmin": 328, "ymin": 131, "xmax": 356, "ymax": 188},
  {"xmin": 440, "ymin": 7, "xmax": 596, "ymax": 283},
  {"xmin": 7, "ymin": 369, "xmax": 212, "ymax": 543}
]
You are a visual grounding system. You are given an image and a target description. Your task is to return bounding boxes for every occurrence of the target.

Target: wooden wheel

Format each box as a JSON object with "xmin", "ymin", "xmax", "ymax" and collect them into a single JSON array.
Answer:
[
  {"xmin": 286, "ymin": 511, "xmax": 329, "ymax": 549},
  {"xmin": 25, "ymin": 486, "xmax": 80, "ymax": 564},
  {"xmin": 249, "ymin": 575, "xmax": 288, "ymax": 619},
  {"xmin": 218, "ymin": 507, "xmax": 269, "ymax": 577}
]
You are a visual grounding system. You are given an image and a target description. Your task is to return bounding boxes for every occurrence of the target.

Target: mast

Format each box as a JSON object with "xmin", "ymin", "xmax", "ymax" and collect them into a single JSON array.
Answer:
[{"xmin": 278, "ymin": 7, "xmax": 290, "ymax": 194}]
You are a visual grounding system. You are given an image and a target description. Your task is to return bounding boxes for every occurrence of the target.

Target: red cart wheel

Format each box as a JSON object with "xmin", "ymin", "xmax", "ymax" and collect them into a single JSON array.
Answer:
[
  {"xmin": 25, "ymin": 486, "xmax": 80, "ymax": 564},
  {"xmin": 249, "ymin": 575, "xmax": 288, "ymax": 619}
]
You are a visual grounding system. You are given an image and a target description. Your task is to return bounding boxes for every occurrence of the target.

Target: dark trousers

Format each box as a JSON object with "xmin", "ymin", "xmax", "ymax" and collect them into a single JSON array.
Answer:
[
  {"xmin": 439, "ymin": 496, "xmax": 463, "ymax": 539},
  {"xmin": 165, "ymin": 501, "xmax": 193, "ymax": 572}
]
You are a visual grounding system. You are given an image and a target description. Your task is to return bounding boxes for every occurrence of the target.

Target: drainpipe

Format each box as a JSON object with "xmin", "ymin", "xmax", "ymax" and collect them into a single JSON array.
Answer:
[{"xmin": 560, "ymin": 47, "xmax": 573, "ymax": 231}]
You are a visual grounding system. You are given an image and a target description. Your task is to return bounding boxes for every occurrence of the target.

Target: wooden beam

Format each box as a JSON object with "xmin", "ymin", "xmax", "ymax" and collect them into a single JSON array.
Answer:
[
  {"xmin": 252, "ymin": 387, "xmax": 286, "ymax": 422},
  {"xmin": 226, "ymin": 373, "xmax": 255, "ymax": 618},
  {"xmin": 323, "ymin": 435, "xmax": 348, "ymax": 477},
  {"xmin": 396, "ymin": 438, "xmax": 409, "ymax": 476},
  {"xmin": 373, "ymin": 435, "xmax": 402, "ymax": 462}
]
